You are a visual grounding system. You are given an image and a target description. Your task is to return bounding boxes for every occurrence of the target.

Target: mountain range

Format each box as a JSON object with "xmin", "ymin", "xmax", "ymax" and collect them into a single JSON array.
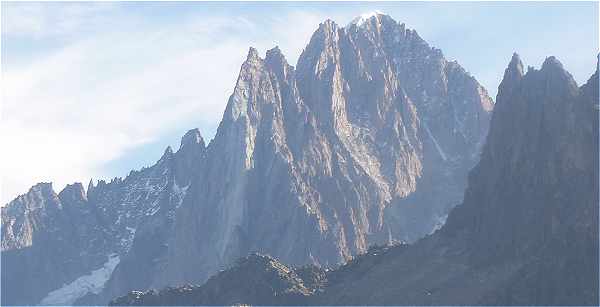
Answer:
[
  {"xmin": 2, "ymin": 12, "xmax": 596, "ymax": 306},
  {"xmin": 112, "ymin": 50, "xmax": 600, "ymax": 307}
]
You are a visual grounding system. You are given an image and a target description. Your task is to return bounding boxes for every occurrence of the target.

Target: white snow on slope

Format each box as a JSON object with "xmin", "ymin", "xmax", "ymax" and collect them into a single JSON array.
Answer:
[
  {"xmin": 423, "ymin": 122, "xmax": 448, "ymax": 161},
  {"xmin": 430, "ymin": 213, "xmax": 449, "ymax": 234},
  {"xmin": 172, "ymin": 182, "xmax": 189, "ymax": 208},
  {"xmin": 39, "ymin": 254, "xmax": 120, "ymax": 305},
  {"xmin": 349, "ymin": 10, "xmax": 384, "ymax": 27}
]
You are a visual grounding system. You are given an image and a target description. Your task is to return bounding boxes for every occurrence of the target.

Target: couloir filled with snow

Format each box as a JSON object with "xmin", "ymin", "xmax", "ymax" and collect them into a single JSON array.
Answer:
[{"xmin": 39, "ymin": 254, "xmax": 120, "ymax": 305}]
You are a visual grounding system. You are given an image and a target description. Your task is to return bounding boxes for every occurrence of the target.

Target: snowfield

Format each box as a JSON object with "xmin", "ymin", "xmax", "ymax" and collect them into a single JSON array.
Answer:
[{"xmin": 39, "ymin": 254, "xmax": 120, "ymax": 305}]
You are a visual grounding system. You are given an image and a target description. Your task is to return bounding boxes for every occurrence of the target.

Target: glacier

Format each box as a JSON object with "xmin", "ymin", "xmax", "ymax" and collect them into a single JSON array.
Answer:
[{"xmin": 39, "ymin": 254, "xmax": 120, "ymax": 305}]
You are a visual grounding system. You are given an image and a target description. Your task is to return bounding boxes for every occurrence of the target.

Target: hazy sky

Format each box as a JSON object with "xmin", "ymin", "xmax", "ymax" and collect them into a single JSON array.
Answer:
[{"xmin": 1, "ymin": 1, "xmax": 598, "ymax": 204}]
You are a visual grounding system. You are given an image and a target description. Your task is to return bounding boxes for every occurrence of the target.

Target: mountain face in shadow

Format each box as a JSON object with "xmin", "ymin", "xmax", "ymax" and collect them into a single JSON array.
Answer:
[
  {"xmin": 112, "ymin": 55, "xmax": 599, "ymax": 306},
  {"xmin": 314, "ymin": 55, "xmax": 599, "ymax": 306}
]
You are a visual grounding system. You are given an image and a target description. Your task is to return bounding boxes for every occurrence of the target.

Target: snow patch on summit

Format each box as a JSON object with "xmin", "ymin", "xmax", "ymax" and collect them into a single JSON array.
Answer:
[
  {"xmin": 39, "ymin": 254, "xmax": 120, "ymax": 305},
  {"xmin": 349, "ymin": 11, "xmax": 384, "ymax": 27}
]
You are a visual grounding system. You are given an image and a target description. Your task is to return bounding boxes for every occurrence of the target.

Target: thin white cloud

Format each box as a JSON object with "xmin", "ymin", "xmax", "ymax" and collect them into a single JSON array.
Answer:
[
  {"xmin": 1, "ymin": 3, "xmax": 329, "ymax": 205},
  {"xmin": 2, "ymin": 2, "xmax": 595, "ymax": 206},
  {"xmin": 1, "ymin": 2, "xmax": 117, "ymax": 39}
]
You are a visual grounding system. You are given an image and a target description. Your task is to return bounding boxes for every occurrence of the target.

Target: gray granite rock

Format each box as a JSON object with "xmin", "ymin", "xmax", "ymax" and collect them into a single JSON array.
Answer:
[
  {"xmin": 1, "ymin": 129, "xmax": 206, "ymax": 305},
  {"xmin": 115, "ymin": 54, "xmax": 598, "ymax": 306},
  {"xmin": 159, "ymin": 13, "xmax": 492, "ymax": 292},
  {"xmin": 2, "ymin": 13, "xmax": 493, "ymax": 305},
  {"xmin": 318, "ymin": 55, "xmax": 598, "ymax": 305}
]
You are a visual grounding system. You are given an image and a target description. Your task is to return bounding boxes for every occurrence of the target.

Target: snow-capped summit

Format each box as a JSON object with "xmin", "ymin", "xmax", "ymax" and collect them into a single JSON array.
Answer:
[{"xmin": 348, "ymin": 10, "xmax": 385, "ymax": 27}]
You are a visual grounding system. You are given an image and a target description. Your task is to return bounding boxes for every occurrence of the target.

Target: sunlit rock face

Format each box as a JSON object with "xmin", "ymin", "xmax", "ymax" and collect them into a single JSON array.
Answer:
[
  {"xmin": 161, "ymin": 12, "xmax": 492, "ymax": 289},
  {"xmin": 115, "ymin": 55, "xmax": 598, "ymax": 307},
  {"xmin": 2, "ymin": 13, "xmax": 493, "ymax": 305}
]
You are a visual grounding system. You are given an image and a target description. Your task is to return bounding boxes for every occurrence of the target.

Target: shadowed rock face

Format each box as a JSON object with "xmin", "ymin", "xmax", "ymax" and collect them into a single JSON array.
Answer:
[
  {"xmin": 2, "ymin": 13, "xmax": 492, "ymax": 305},
  {"xmin": 114, "ymin": 56, "xmax": 598, "ymax": 306},
  {"xmin": 308, "ymin": 55, "xmax": 598, "ymax": 306},
  {"xmin": 436, "ymin": 55, "xmax": 600, "ymax": 305}
]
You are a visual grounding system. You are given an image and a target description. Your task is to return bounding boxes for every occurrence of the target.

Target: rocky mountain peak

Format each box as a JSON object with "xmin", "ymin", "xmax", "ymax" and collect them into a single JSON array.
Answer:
[
  {"xmin": 179, "ymin": 128, "xmax": 205, "ymax": 150},
  {"xmin": 306, "ymin": 19, "xmax": 340, "ymax": 54},
  {"xmin": 310, "ymin": 57, "xmax": 598, "ymax": 306},
  {"xmin": 537, "ymin": 56, "xmax": 579, "ymax": 95},
  {"xmin": 87, "ymin": 179, "xmax": 95, "ymax": 194},
  {"xmin": 25, "ymin": 182, "xmax": 58, "ymax": 208},
  {"xmin": 265, "ymin": 45, "xmax": 283, "ymax": 61},
  {"xmin": 444, "ymin": 55, "xmax": 597, "ymax": 267},
  {"xmin": 496, "ymin": 53, "xmax": 524, "ymax": 104},
  {"xmin": 319, "ymin": 19, "xmax": 338, "ymax": 31},
  {"xmin": 132, "ymin": 56, "xmax": 598, "ymax": 306},
  {"xmin": 348, "ymin": 11, "xmax": 387, "ymax": 28},
  {"xmin": 507, "ymin": 52, "xmax": 524, "ymax": 77},
  {"xmin": 498, "ymin": 54, "xmax": 579, "ymax": 112},
  {"xmin": 245, "ymin": 46, "xmax": 262, "ymax": 64},
  {"xmin": 541, "ymin": 55, "xmax": 564, "ymax": 70},
  {"xmin": 58, "ymin": 182, "xmax": 87, "ymax": 204},
  {"xmin": 2, "ymin": 182, "xmax": 58, "ymax": 215},
  {"xmin": 30, "ymin": 182, "xmax": 54, "ymax": 194},
  {"xmin": 3, "ymin": 13, "xmax": 497, "ymax": 306},
  {"xmin": 265, "ymin": 46, "xmax": 290, "ymax": 80},
  {"xmin": 160, "ymin": 146, "xmax": 174, "ymax": 161}
]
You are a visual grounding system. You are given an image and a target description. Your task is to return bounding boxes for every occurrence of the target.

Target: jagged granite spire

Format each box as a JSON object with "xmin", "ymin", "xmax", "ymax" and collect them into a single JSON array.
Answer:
[
  {"xmin": 131, "ymin": 56, "xmax": 599, "ymax": 307},
  {"xmin": 58, "ymin": 182, "xmax": 87, "ymax": 204},
  {"xmin": 179, "ymin": 128, "xmax": 205, "ymax": 150},
  {"xmin": 3, "ymin": 13, "xmax": 495, "ymax": 305},
  {"xmin": 2, "ymin": 183, "xmax": 59, "ymax": 251},
  {"xmin": 324, "ymin": 56, "xmax": 598, "ymax": 305},
  {"xmin": 499, "ymin": 52, "xmax": 524, "ymax": 92},
  {"xmin": 246, "ymin": 46, "xmax": 260, "ymax": 61},
  {"xmin": 159, "ymin": 13, "xmax": 494, "ymax": 293},
  {"xmin": 265, "ymin": 46, "xmax": 291, "ymax": 81}
]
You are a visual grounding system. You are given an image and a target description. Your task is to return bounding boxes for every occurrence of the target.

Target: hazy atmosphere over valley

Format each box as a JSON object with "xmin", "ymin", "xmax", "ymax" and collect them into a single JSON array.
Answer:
[{"xmin": 1, "ymin": 1, "xmax": 598, "ymax": 306}]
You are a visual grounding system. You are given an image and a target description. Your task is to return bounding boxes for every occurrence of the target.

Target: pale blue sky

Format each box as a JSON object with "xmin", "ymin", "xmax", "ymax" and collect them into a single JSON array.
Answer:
[{"xmin": 1, "ymin": 1, "xmax": 598, "ymax": 204}]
